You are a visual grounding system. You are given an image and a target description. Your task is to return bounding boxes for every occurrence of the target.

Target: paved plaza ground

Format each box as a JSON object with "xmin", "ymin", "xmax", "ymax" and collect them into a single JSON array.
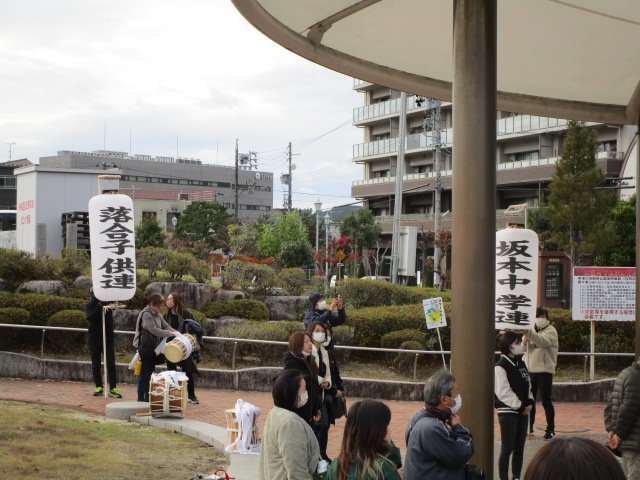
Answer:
[{"xmin": 0, "ymin": 377, "xmax": 609, "ymax": 478}]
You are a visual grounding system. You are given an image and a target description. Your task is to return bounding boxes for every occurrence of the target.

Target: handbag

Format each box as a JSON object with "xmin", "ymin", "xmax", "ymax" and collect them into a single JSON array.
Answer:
[{"xmin": 332, "ymin": 394, "xmax": 347, "ymax": 419}]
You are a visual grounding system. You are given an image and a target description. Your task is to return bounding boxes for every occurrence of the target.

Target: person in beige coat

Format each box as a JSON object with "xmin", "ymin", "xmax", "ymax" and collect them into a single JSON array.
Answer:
[
  {"xmin": 523, "ymin": 307, "xmax": 559, "ymax": 441},
  {"xmin": 259, "ymin": 369, "xmax": 320, "ymax": 480}
]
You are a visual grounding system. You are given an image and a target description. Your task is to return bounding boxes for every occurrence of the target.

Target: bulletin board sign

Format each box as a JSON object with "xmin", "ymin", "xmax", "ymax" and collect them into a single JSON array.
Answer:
[{"xmin": 572, "ymin": 267, "xmax": 635, "ymax": 321}]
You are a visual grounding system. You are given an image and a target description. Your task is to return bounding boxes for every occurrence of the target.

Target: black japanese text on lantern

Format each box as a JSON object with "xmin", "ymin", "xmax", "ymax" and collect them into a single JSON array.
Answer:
[
  {"xmin": 495, "ymin": 240, "xmax": 532, "ymax": 326},
  {"xmin": 98, "ymin": 206, "xmax": 134, "ymax": 289}
]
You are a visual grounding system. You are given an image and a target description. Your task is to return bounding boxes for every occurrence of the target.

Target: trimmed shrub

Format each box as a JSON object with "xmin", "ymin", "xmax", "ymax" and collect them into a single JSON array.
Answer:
[
  {"xmin": 47, "ymin": 310, "xmax": 87, "ymax": 352},
  {"xmin": 189, "ymin": 309, "xmax": 206, "ymax": 323},
  {"xmin": 137, "ymin": 247, "xmax": 170, "ymax": 278},
  {"xmin": 203, "ymin": 299, "xmax": 269, "ymax": 321},
  {"xmin": 64, "ymin": 288, "xmax": 90, "ymax": 300},
  {"xmin": 223, "ymin": 261, "xmax": 278, "ymax": 297},
  {"xmin": 190, "ymin": 258, "xmax": 211, "ymax": 283},
  {"xmin": 60, "ymin": 248, "xmax": 91, "ymax": 284},
  {"xmin": 215, "ymin": 320, "xmax": 302, "ymax": 364},
  {"xmin": 0, "ymin": 292, "xmax": 86, "ymax": 326},
  {"xmin": 349, "ymin": 304, "xmax": 425, "ymax": 347},
  {"xmin": 381, "ymin": 329, "xmax": 427, "ymax": 349},
  {"xmin": 340, "ymin": 279, "xmax": 395, "ymax": 308},
  {"xmin": 277, "ymin": 268, "xmax": 306, "ymax": 296},
  {"xmin": 166, "ymin": 252, "xmax": 194, "ymax": 280},
  {"xmin": 309, "ymin": 276, "xmax": 326, "ymax": 295},
  {"xmin": 0, "ymin": 307, "xmax": 31, "ymax": 349}
]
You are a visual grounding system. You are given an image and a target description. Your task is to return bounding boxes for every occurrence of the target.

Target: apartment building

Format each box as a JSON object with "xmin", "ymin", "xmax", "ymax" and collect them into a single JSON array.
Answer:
[
  {"xmin": 39, "ymin": 150, "xmax": 274, "ymax": 223},
  {"xmin": 351, "ymin": 81, "xmax": 636, "ymax": 236}
]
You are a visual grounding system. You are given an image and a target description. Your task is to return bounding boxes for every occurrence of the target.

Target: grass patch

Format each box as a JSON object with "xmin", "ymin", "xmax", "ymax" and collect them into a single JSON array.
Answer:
[{"xmin": 0, "ymin": 401, "xmax": 227, "ymax": 480}]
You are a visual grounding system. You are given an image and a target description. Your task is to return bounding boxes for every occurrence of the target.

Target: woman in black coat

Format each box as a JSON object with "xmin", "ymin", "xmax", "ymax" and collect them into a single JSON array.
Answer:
[{"xmin": 283, "ymin": 331, "xmax": 321, "ymax": 425}]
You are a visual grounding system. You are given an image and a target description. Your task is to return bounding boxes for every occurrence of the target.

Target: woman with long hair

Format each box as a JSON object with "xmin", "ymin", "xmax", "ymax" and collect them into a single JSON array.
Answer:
[
  {"xmin": 165, "ymin": 292, "xmax": 201, "ymax": 404},
  {"xmin": 308, "ymin": 321, "xmax": 334, "ymax": 462},
  {"xmin": 328, "ymin": 400, "xmax": 402, "ymax": 480},
  {"xmin": 284, "ymin": 331, "xmax": 321, "ymax": 424},
  {"xmin": 259, "ymin": 369, "xmax": 320, "ymax": 480}
]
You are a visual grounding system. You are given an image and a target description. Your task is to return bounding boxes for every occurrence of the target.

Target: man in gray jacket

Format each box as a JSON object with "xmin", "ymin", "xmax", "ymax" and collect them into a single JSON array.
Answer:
[
  {"xmin": 605, "ymin": 360, "xmax": 640, "ymax": 480},
  {"xmin": 404, "ymin": 370, "xmax": 475, "ymax": 480}
]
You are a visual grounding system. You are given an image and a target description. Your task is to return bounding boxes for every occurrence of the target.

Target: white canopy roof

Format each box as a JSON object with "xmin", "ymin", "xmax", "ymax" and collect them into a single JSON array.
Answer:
[{"xmin": 233, "ymin": 0, "xmax": 640, "ymax": 124}]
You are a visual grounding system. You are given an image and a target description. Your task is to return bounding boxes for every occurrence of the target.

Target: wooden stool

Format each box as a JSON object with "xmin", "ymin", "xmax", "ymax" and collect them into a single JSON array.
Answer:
[{"xmin": 225, "ymin": 408, "xmax": 259, "ymax": 450}]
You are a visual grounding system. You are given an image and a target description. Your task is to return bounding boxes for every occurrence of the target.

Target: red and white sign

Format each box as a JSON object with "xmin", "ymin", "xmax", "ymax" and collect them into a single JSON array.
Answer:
[{"xmin": 572, "ymin": 267, "xmax": 635, "ymax": 321}]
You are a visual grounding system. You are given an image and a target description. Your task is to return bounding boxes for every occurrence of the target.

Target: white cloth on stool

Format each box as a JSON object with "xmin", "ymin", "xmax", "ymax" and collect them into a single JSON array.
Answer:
[{"xmin": 225, "ymin": 399, "xmax": 261, "ymax": 454}]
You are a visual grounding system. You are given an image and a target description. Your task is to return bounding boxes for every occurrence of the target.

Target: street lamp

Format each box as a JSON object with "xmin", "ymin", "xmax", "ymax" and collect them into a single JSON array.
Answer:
[
  {"xmin": 324, "ymin": 212, "xmax": 330, "ymax": 277},
  {"xmin": 314, "ymin": 198, "xmax": 322, "ymax": 259}
]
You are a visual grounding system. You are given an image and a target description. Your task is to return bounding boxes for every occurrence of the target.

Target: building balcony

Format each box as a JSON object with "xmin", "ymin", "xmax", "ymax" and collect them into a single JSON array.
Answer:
[
  {"xmin": 353, "ymin": 78, "xmax": 375, "ymax": 90},
  {"xmin": 353, "ymin": 95, "xmax": 441, "ymax": 125},
  {"xmin": 372, "ymin": 209, "xmax": 527, "ymax": 235},
  {"xmin": 353, "ymin": 114, "xmax": 573, "ymax": 161},
  {"xmin": 352, "ymin": 151, "xmax": 624, "ymax": 198}
]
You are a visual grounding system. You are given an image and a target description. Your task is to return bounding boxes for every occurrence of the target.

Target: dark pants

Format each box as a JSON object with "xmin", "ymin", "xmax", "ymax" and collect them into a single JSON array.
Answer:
[
  {"xmin": 312, "ymin": 423, "xmax": 330, "ymax": 461},
  {"xmin": 498, "ymin": 413, "xmax": 529, "ymax": 480},
  {"xmin": 88, "ymin": 319, "xmax": 116, "ymax": 390},
  {"xmin": 529, "ymin": 372, "xmax": 555, "ymax": 432},
  {"xmin": 166, "ymin": 359, "xmax": 196, "ymax": 398},
  {"xmin": 137, "ymin": 355, "xmax": 156, "ymax": 402}
]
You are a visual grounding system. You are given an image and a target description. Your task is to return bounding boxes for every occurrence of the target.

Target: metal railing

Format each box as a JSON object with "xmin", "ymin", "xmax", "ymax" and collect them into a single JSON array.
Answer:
[{"xmin": 0, "ymin": 323, "xmax": 634, "ymax": 382}]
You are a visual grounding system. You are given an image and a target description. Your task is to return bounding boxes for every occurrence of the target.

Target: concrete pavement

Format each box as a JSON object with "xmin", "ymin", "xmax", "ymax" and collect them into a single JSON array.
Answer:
[{"xmin": 0, "ymin": 377, "xmax": 609, "ymax": 479}]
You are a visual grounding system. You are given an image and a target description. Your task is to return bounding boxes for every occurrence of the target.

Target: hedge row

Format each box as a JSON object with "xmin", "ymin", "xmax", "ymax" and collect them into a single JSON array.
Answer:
[
  {"xmin": 0, "ymin": 292, "xmax": 86, "ymax": 325},
  {"xmin": 202, "ymin": 299, "xmax": 269, "ymax": 321},
  {"xmin": 339, "ymin": 279, "xmax": 451, "ymax": 308}
]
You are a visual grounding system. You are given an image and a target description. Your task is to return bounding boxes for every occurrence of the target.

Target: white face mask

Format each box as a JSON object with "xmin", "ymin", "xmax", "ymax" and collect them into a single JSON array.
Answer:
[
  {"xmin": 316, "ymin": 300, "xmax": 327, "ymax": 311},
  {"xmin": 322, "ymin": 336, "xmax": 332, "ymax": 347},
  {"xmin": 296, "ymin": 391, "xmax": 309, "ymax": 408},
  {"xmin": 511, "ymin": 343, "xmax": 524, "ymax": 356},
  {"xmin": 302, "ymin": 351, "xmax": 311, "ymax": 357},
  {"xmin": 535, "ymin": 317, "xmax": 548, "ymax": 329},
  {"xmin": 312, "ymin": 332, "xmax": 326, "ymax": 343},
  {"xmin": 449, "ymin": 394, "xmax": 462, "ymax": 414}
]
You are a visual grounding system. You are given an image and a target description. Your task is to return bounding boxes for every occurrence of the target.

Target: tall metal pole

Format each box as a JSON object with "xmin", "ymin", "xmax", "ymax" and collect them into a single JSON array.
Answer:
[
  {"xmin": 314, "ymin": 199, "xmax": 322, "ymax": 273},
  {"xmin": 235, "ymin": 139, "xmax": 239, "ymax": 223},
  {"xmin": 432, "ymin": 100, "xmax": 443, "ymax": 289},
  {"xmin": 451, "ymin": 1, "xmax": 497, "ymax": 476},
  {"xmin": 6, "ymin": 142, "xmax": 15, "ymax": 162},
  {"xmin": 288, "ymin": 142, "xmax": 293, "ymax": 210},
  {"xmin": 390, "ymin": 91, "xmax": 408, "ymax": 285},
  {"xmin": 324, "ymin": 212, "xmax": 330, "ymax": 277}
]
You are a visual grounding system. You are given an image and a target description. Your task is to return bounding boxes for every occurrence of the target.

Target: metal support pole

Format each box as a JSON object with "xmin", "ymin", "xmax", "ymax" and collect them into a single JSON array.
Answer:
[
  {"xmin": 432, "ymin": 100, "xmax": 443, "ymax": 289},
  {"xmin": 102, "ymin": 306, "xmax": 109, "ymax": 398},
  {"xmin": 390, "ymin": 91, "xmax": 408, "ymax": 285},
  {"xmin": 325, "ymin": 213, "xmax": 331, "ymax": 279},
  {"xmin": 451, "ymin": 1, "xmax": 497, "ymax": 475}
]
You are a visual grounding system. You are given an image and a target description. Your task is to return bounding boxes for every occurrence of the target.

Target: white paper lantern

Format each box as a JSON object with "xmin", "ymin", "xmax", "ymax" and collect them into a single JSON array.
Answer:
[
  {"xmin": 89, "ymin": 194, "xmax": 136, "ymax": 302},
  {"xmin": 495, "ymin": 228, "xmax": 539, "ymax": 330}
]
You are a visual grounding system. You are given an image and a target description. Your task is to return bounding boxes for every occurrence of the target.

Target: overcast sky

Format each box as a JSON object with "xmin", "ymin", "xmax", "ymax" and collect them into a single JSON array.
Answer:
[{"xmin": 0, "ymin": 0, "xmax": 363, "ymax": 210}]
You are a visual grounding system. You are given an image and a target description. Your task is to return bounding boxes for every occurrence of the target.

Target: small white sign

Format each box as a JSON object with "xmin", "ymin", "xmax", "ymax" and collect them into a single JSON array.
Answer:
[
  {"xmin": 572, "ymin": 267, "xmax": 635, "ymax": 321},
  {"xmin": 89, "ymin": 194, "xmax": 137, "ymax": 302},
  {"xmin": 423, "ymin": 297, "xmax": 447, "ymax": 329},
  {"xmin": 495, "ymin": 228, "xmax": 539, "ymax": 330}
]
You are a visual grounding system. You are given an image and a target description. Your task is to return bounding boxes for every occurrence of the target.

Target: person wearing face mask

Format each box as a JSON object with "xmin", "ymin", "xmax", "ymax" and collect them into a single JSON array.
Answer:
[
  {"xmin": 259, "ymin": 369, "xmax": 320, "ymax": 480},
  {"xmin": 404, "ymin": 370, "xmax": 474, "ymax": 480},
  {"xmin": 495, "ymin": 331, "xmax": 535, "ymax": 480},
  {"xmin": 303, "ymin": 292, "xmax": 347, "ymax": 330},
  {"xmin": 523, "ymin": 307, "xmax": 558, "ymax": 441},
  {"xmin": 284, "ymin": 331, "xmax": 322, "ymax": 426},
  {"xmin": 308, "ymin": 321, "xmax": 334, "ymax": 462}
]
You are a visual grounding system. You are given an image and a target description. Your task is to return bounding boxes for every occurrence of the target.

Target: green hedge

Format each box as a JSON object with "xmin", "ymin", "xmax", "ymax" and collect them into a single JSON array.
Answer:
[
  {"xmin": 202, "ymin": 299, "xmax": 269, "ymax": 321},
  {"xmin": 340, "ymin": 279, "xmax": 451, "ymax": 308},
  {"xmin": 0, "ymin": 307, "xmax": 31, "ymax": 349},
  {"xmin": 381, "ymin": 329, "xmax": 427, "ymax": 349},
  {"xmin": 277, "ymin": 268, "xmax": 306, "ymax": 296},
  {"xmin": 0, "ymin": 292, "xmax": 86, "ymax": 326},
  {"xmin": 215, "ymin": 320, "xmax": 302, "ymax": 364},
  {"xmin": 47, "ymin": 310, "xmax": 87, "ymax": 352}
]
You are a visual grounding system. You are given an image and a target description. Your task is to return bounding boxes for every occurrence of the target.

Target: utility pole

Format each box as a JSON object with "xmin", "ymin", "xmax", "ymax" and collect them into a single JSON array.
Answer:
[
  {"xmin": 235, "ymin": 139, "xmax": 239, "ymax": 223},
  {"xmin": 390, "ymin": 91, "xmax": 408, "ymax": 285},
  {"xmin": 5, "ymin": 142, "xmax": 15, "ymax": 162},
  {"xmin": 287, "ymin": 142, "xmax": 293, "ymax": 210},
  {"xmin": 431, "ymin": 99, "xmax": 443, "ymax": 289}
]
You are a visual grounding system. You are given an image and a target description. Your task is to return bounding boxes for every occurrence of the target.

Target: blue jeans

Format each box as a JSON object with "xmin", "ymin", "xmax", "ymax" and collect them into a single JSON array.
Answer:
[{"xmin": 137, "ymin": 355, "xmax": 156, "ymax": 402}]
